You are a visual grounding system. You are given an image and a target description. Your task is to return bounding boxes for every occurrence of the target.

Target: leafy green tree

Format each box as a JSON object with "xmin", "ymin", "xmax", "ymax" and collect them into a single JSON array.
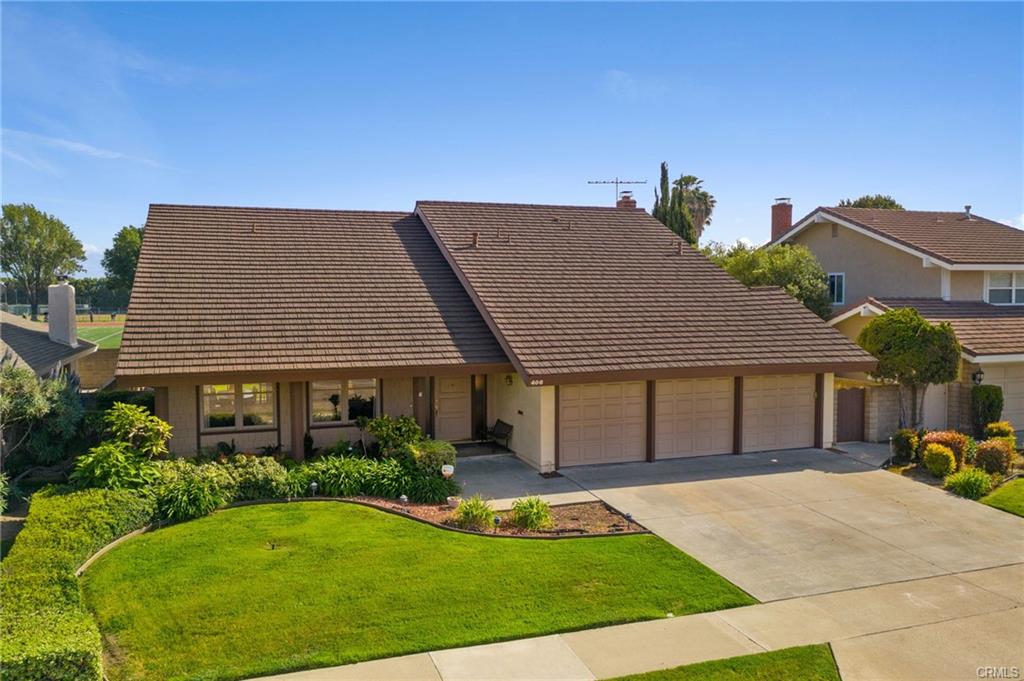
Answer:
[
  {"xmin": 0, "ymin": 364, "xmax": 83, "ymax": 468},
  {"xmin": 1, "ymin": 204, "xmax": 85, "ymax": 319},
  {"xmin": 104, "ymin": 402, "xmax": 173, "ymax": 459},
  {"xmin": 101, "ymin": 225, "xmax": 144, "ymax": 292},
  {"xmin": 857, "ymin": 308, "xmax": 960, "ymax": 428},
  {"xmin": 652, "ymin": 163, "xmax": 715, "ymax": 244},
  {"xmin": 838, "ymin": 194, "xmax": 904, "ymax": 210},
  {"xmin": 703, "ymin": 241, "xmax": 832, "ymax": 318}
]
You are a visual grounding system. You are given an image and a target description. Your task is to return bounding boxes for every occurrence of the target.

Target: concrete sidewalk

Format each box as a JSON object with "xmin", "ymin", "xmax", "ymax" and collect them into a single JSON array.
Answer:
[{"xmin": 261, "ymin": 564, "xmax": 1024, "ymax": 681}]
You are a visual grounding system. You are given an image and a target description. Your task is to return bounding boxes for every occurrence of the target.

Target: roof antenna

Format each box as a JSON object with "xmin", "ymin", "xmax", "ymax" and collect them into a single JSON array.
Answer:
[
  {"xmin": 587, "ymin": 177, "xmax": 647, "ymax": 205},
  {"xmin": 676, "ymin": 240, "xmax": 684, "ymax": 255},
  {"xmin": 964, "ymin": 205, "xmax": 972, "ymax": 220}
]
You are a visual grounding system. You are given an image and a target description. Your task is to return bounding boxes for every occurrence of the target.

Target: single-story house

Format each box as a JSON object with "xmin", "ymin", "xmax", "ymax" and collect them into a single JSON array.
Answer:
[
  {"xmin": 1, "ymin": 283, "xmax": 98, "ymax": 377},
  {"xmin": 117, "ymin": 198, "xmax": 875, "ymax": 470},
  {"xmin": 769, "ymin": 201, "xmax": 1024, "ymax": 441}
]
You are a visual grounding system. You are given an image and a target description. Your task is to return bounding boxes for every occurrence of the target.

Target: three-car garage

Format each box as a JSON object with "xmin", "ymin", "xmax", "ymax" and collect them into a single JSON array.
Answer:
[{"xmin": 557, "ymin": 374, "xmax": 822, "ymax": 467}]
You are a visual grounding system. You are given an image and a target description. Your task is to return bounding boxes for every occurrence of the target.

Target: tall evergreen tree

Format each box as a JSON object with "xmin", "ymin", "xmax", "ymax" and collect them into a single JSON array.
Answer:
[{"xmin": 650, "ymin": 163, "xmax": 715, "ymax": 245}]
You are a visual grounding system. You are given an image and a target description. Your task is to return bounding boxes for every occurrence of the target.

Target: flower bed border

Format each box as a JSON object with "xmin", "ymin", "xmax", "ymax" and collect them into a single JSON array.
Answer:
[{"xmin": 76, "ymin": 497, "xmax": 649, "ymax": 576}]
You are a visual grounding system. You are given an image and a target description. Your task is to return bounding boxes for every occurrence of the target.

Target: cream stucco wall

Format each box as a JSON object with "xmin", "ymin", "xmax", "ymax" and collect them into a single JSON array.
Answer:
[
  {"xmin": 950, "ymin": 271, "xmax": 985, "ymax": 301},
  {"xmin": 487, "ymin": 373, "xmax": 556, "ymax": 472},
  {"xmin": 822, "ymin": 373, "xmax": 836, "ymax": 449},
  {"xmin": 792, "ymin": 221, "xmax": 942, "ymax": 305}
]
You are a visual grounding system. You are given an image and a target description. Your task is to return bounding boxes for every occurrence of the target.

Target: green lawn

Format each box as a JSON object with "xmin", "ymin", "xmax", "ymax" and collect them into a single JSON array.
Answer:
[
  {"xmin": 82, "ymin": 502, "xmax": 754, "ymax": 681},
  {"xmin": 611, "ymin": 645, "xmax": 841, "ymax": 681},
  {"xmin": 981, "ymin": 478, "xmax": 1024, "ymax": 517},
  {"xmin": 76, "ymin": 324, "xmax": 124, "ymax": 349}
]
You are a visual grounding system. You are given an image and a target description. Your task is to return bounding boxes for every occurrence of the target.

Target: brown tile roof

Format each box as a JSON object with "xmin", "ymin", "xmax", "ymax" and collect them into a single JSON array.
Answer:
[
  {"xmin": 807, "ymin": 207, "xmax": 1024, "ymax": 265},
  {"xmin": 867, "ymin": 297, "xmax": 1024, "ymax": 357},
  {"xmin": 117, "ymin": 205, "xmax": 510, "ymax": 378},
  {"xmin": 416, "ymin": 201, "xmax": 876, "ymax": 383},
  {"xmin": 1, "ymin": 312, "xmax": 97, "ymax": 376}
]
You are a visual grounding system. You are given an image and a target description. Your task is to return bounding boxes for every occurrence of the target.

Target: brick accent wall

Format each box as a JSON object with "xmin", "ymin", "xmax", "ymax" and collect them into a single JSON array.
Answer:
[
  {"xmin": 865, "ymin": 385, "xmax": 900, "ymax": 442},
  {"xmin": 77, "ymin": 349, "xmax": 118, "ymax": 390}
]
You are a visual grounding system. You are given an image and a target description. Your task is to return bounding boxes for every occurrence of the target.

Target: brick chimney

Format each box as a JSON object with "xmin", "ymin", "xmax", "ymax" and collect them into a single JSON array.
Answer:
[
  {"xmin": 47, "ymin": 280, "xmax": 78, "ymax": 348},
  {"xmin": 616, "ymin": 190, "xmax": 637, "ymax": 209},
  {"xmin": 771, "ymin": 198, "xmax": 793, "ymax": 242}
]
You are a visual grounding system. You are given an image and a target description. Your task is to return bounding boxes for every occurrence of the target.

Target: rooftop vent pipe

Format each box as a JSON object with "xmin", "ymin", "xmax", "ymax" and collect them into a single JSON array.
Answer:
[{"xmin": 964, "ymin": 205, "xmax": 972, "ymax": 220}]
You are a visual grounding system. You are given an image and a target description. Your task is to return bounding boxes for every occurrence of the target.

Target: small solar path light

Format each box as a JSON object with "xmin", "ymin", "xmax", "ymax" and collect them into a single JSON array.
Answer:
[{"xmin": 309, "ymin": 481, "xmax": 318, "ymax": 496}]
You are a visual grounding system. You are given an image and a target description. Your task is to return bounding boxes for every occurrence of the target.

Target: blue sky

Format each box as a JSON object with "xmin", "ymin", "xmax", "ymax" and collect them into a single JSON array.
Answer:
[{"xmin": 3, "ymin": 2, "xmax": 1022, "ymax": 276}]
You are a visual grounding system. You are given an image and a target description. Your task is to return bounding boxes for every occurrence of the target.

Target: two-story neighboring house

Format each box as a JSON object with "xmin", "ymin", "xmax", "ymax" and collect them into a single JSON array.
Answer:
[{"xmin": 769, "ymin": 199, "xmax": 1024, "ymax": 442}]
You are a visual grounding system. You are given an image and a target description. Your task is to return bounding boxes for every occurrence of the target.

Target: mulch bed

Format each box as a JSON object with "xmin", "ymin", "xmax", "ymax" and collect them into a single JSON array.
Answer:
[{"xmin": 351, "ymin": 497, "xmax": 646, "ymax": 537}]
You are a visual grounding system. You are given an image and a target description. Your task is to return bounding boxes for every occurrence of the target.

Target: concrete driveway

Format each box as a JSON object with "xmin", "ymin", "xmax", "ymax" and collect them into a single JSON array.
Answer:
[{"xmin": 560, "ymin": 449, "xmax": 1024, "ymax": 601}]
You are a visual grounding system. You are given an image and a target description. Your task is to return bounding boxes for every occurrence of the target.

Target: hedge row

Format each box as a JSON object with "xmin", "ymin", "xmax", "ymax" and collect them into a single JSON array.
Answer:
[{"xmin": 0, "ymin": 488, "xmax": 155, "ymax": 681}]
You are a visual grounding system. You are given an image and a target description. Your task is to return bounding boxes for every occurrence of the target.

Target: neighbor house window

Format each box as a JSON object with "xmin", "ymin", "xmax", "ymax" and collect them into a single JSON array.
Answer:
[
  {"xmin": 987, "ymin": 272, "xmax": 1024, "ymax": 305},
  {"xmin": 827, "ymin": 273, "xmax": 845, "ymax": 305},
  {"xmin": 310, "ymin": 379, "xmax": 377, "ymax": 425},
  {"xmin": 202, "ymin": 383, "xmax": 276, "ymax": 430}
]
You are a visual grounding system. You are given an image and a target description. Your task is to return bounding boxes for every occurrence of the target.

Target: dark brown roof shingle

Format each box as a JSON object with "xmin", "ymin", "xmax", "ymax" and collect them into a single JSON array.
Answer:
[
  {"xmin": 869, "ymin": 298, "xmax": 1024, "ymax": 357},
  {"xmin": 1, "ymin": 312, "xmax": 97, "ymax": 376},
  {"xmin": 810, "ymin": 207, "xmax": 1024, "ymax": 265},
  {"xmin": 117, "ymin": 205, "xmax": 510, "ymax": 378},
  {"xmin": 416, "ymin": 201, "xmax": 876, "ymax": 382}
]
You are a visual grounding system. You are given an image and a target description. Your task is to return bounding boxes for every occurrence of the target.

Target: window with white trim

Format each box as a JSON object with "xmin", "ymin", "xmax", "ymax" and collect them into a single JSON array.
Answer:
[
  {"xmin": 201, "ymin": 383, "xmax": 276, "ymax": 430},
  {"xmin": 310, "ymin": 379, "xmax": 378, "ymax": 425},
  {"xmin": 987, "ymin": 272, "xmax": 1024, "ymax": 305},
  {"xmin": 827, "ymin": 273, "xmax": 845, "ymax": 305}
]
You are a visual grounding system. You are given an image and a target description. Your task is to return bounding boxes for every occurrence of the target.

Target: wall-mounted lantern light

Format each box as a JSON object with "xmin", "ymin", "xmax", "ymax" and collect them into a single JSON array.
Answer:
[
  {"xmin": 504, "ymin": 374, "xmax": 514, "ymax": 387},
  {"xmin": 972, "ymin": 369, "xmax": 985, "ymax": 385}
]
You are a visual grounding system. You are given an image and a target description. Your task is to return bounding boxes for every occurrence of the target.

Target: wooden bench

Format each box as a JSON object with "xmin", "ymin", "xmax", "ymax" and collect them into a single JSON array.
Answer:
[{"xmin": 487, "ymin": 419, "xmax": 514, "ymax": 451}]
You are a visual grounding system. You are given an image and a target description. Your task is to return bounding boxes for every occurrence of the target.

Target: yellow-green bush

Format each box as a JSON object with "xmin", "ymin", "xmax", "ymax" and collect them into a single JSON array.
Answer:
[{"xmin": 922, "ymin": 443, "xmax": 956, "ymax": 477}]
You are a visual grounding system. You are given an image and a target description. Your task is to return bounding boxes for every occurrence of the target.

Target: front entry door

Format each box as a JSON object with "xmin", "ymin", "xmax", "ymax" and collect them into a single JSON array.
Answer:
[
  {"xmin": 435, "ymin": 376, "xmax": 471, "ymax": 441},
  {"xmin": 836, "ymin": 388, "xmax": 865, "ymax": 442}
]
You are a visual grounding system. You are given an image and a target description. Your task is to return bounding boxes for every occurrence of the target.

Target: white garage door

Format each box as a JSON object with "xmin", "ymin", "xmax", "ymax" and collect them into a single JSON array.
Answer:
[
  {"xmin": 743, "ymin": 375, "xmax": 815, "ymax": 452},
  {"xmin": 983, "ymin": 364, "xmax": 1024, "ymax": 432},
  {"xmin": 655, "ymin": 378, "xmax": 733, "ymax": 458},
  {"xmin": 559, "ymin": 382, "xmax": 646, "ymax": 466}
]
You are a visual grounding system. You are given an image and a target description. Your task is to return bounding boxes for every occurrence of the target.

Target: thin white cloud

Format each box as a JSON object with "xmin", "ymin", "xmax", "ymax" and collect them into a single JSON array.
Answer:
[
  {"xmin": 1001, "ymin": 213, "xmax": 1024, "ymax": 230},
  {"xmin": 2, "ymin": 147, "xmax": 59, "ymax": 175},
  {"xmin": 4, "ymin": 128, "xmax": 163, "ymax": 168},
  {"xmin": 83, "ymin": 243, "xmax": 103, "ymax": 255},
  {"xmin": 737, "ymin": 236, "xmax": 755, "ymax": 248},
  {"xmin": 601, "ymin": 69, "xmax": 669, "ymax": 102}
]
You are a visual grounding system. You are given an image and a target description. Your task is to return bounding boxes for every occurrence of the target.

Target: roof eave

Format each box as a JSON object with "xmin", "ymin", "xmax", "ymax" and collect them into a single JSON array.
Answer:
[{"xmin": 522, "ymin": 360, "xmax": 879, "ymax": 386}]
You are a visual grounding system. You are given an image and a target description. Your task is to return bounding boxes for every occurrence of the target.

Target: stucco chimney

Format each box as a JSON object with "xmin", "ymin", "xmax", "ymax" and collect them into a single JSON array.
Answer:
[
  {"xmin": 771, "ymin": 198, "xmax": 793, "ymax": 242},
  {"xmin": 47, "ymin": 280, "xmax": 78, "ymax": 348},
  {"xmin": 616, "ymin": 191, "xmax": 637, "ymax": 209}
]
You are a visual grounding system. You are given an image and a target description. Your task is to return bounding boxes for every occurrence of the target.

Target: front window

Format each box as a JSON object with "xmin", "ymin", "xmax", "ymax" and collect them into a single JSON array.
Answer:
[
  {"xmin": 310, "ymin": 379, "xmax": 377, "ymax": 425},
  {"xmin": 987, "ymin": 272, "xmax": 1024, "ymax": 305},
  {"xmin": 827, "ymin": 273, "xmax": 845, "ymax": 305},
  {"xmin": 202, "ymin": 383, "xmax": 275, "ymax": 430}
]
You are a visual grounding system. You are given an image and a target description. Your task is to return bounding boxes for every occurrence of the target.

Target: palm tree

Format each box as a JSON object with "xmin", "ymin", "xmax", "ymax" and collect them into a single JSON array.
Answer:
[{"xmin": 674, "ymin": 176, "xmax": 717, "ymax": 241}]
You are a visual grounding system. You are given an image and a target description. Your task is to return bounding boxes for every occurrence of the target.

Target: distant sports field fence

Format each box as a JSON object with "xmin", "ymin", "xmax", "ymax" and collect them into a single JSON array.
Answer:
[{"xmin": 3, "ymin": 304, "xmax": 127, "ymax": 321}]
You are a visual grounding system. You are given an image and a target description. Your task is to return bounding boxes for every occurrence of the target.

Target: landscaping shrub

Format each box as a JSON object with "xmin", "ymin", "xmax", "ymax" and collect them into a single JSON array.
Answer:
[
  {"xmin": 323, "ymin": 439, "xmax": 361, "ymax": 458},
  {"xmin": 452, "ymin": 494, "xmax": 495, "ymax": 531},
  {"xmin": 93, "ymin": 389, "xmax": 155, "ymax": 414},
  {"xmin": 975, "ymin": 439, "xmax": 1015, "ymax": 475},
  {"xmin": 155, "ymin": 463, "xmax": 230, "ymax": 521},
  {"xmin": 223, "ymin": 455, "xmax": 288, "ymax": 500},
  {"xmin": 919, "ymin": 431, "xmax": 970, "ymax": 469},
  {"xmin": 509, "ymin": 496, "xmax": 553, "ymax": 530},
  {"xmin": 400, "ymin": 438, "xmax": 457, "ymax": 477},
  {"xmin": 366, "ymin": 415, "xmax": 423, "ymax": 455},
  {"xmin": 70, "ymin": 442, "xmax": 158, "ymax": 490},
  {"xmin": 922, "ymin": 443, "xmax": 956, "ymax": 477},
  {"xmin": 407, "ymin": 474, "xmax": 460, "ymax": 504},
  {"xmin": 984, "ymin": 421, "xmax": 1017, "ymax": 451},
  {"xmin": 891, "ymin": 428, "xmax": 920, "ymax": 463},
  {"xmin": 0, "ymin": 487, "xmax": 155, "ymax": 680},
  {"xmin": 943, "ymin": 468, "xmax": 993, "ymax": 500},
  {"xmin": 103, "ymin": 402, "xmax": 173, "ymax": 459},
  {"xmin": 971, "ymin": 384, "xmax": 1004, "ymax": 438}
]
